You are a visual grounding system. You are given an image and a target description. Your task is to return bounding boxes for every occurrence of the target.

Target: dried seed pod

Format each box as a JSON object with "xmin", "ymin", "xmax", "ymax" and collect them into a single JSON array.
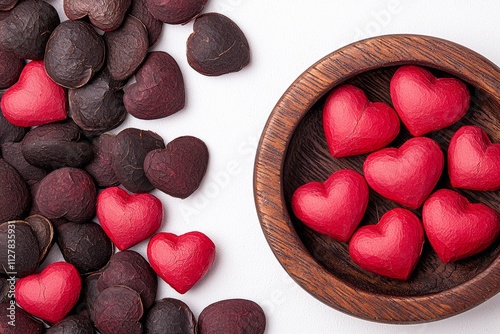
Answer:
[
  {"xmin": 25, "ymin": 214, "xmax": 54, "ymax": 263},
  {"xmin": 0, "ymin": 302, "xmax": 45, "ymax": 334},
  {"xmin": 28, "ymin": 182, "xmax": 70, "ymax": 229},
  {"xmin": 145, "ymin": 298, "xmax": 196, "ymax": 334},
  {"xmin": 129, "ymin": 0, "xmax": 163, "ymax": 46},
  {"xmin": 28, "ymin": 182, "xmax": 41, "ymax": 214},
  {"xmin": 34, "ymin": 167, "xmax": 97, "ymax": 224},
  {"xmin": 0, "ymin": 0, "xmax": 17, "ymax": 11},
  {"xmin": 64, "ymin": 0, "xmax": 131, "ymax": 31},
  {"xmin": 146, "ymin": 0, "xmax": 208, "ymax": 24},
  {"xmin": 144, "ymin": 136, "xmax": 208, "ymax": 198},
  {"xmin": 45, "ymin": 20, "xmax": 105, "ymax": 88},
  {"xmin": 57, "ymin": 221, "xmax": 113, "ymax": 275},
  {"xmin": 0, "ymin": 221, "xmax": 40, "ymax": 277},
  {"xmin": 1, "ymin": 142, "xmax": 48, "ymax": 185},
  {"xmin": 111, "ymin": 128, "xmax": 165, "ymax": 193},
  {"xmin": 85, "ymin": 133, "xmax": 120, "ymax": 188},
  {"xmin": 84, "ymin": 272, "xmax": 101, "ymax": 313},
  {"xmin": 124, "ymin": 51, "xmax": 185, "ymax": 120},
  {"xmin": 0, "ymin": 159, "xmax": 30, "ymax": 222},
  {"xmin": 97, "ymin": 250, "xmax": 157, "ymax": 309},
  {"xmin": 187, "ymin": 13, "xmax": 250, "ymax": 76},
  {"xmin": 0, "ymin": 50, "xmax": 24, "ymax": 89},
  {"xmin": 198, "ymin": 299, "xmax": 266, "ymax": 334},
  {"xmin": 0, "ymin": 0, "xmax": 60, "ymax": 60},
  {"xmin": 21, "ymin": 121, "xmax": 93, "ymax": 170},
  {"xmin": 69, "ymin": 70, "xmax": 127, "ymax": 136},
  {"xmin": 47, "ymin": 314, "xmax": 94, "ymax": 334},
  {"xmin": 104, "ymin": 15, "xmax": 149, "ymax": 81},
  {"xmin": 91, "ymin": 285, "xmax": 144, "ymax": 334}
]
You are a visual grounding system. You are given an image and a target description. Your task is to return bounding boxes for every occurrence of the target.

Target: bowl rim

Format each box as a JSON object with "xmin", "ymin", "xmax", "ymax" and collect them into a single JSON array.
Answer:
[{"xmin": 253, "ymin": 34, "xmax": 500, "ymax": 324}]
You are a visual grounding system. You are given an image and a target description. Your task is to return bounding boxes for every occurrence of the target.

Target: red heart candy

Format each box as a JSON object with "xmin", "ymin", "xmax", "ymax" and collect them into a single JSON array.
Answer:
[
  {"xmin": 97, "ymin": 186, "xmax": 163, "ymax": 250},
  {"xmin": 147, "ymin": 231, "xmax": 216, "ymax": 294},
  {"xmin": 448, "ymin": 125, "xmax": 500, "ymax": 191},
  {"xmin": 291, "ymin": 169, "xmax": 369, "ymax": 242},
  {"xmin": 422, "ymin": 189, "xmax": 500, "ymax": 263},
  {"xmin": 390, "ymin": 65, "xmax": 470, "ymax": 136},
  {"xmin": 349, "ymin": 208, "xmax": 424, "ymax": 280},
  {"xmin": 1, "ymin": 60, "xmax": 67, "ymax": 127},
  {"xmin": 363, "ymin": 137, "xmax": 444, "ymax": 209},
  {"xmin": 15, "ymin": 262, "xmax": 82, "ymax": 323},
  {"xmin": 323, "ymin": 84, "xmax": 400, "ymax": 158}
]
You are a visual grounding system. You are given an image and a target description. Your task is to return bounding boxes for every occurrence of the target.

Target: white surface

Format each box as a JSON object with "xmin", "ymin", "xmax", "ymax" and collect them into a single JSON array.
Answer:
[{"xmin": 46, "ymin": 1, "xmax": 500, "ymax": 333}]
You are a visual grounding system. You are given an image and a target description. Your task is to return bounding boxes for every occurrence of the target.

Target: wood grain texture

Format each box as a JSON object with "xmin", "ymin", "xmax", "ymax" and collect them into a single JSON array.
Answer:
[{"xmin": 254, "ymin": 34, "xmax": 500, "ymax": 323}]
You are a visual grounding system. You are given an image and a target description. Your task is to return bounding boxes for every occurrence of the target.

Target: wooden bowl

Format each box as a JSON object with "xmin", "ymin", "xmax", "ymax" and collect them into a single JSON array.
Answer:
[{"xmin": 254, "ymin": 34, "xmax": 500, "ymax": 323}]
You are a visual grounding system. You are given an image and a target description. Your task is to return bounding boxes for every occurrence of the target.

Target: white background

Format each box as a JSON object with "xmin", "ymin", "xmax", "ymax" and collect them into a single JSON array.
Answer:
[{"xmin": 44, "ymin": 1, "xmax": 500, "ymax": 333}]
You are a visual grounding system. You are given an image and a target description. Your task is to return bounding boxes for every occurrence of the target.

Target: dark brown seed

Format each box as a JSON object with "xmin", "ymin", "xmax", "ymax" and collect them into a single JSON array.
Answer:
[
  {"xmin": 47, "ymin": 314, "xmax": 95, "ymax": 334},
  {"xmin": 69, "ymin": 70, "xmax": 127, "ymax": 137},
  {"xmin": 97, "ymin": 250, "xmax": 157, "ymax": 309},
  {"xmin": 104, "ymin": 15, "xmax": 149, "ymax": 81},
  {"xmin": 1, "ymin": 142, "xmax": 47, "ymax": 185},
  {"xmin": 144, "ymin": 136, "xmax": 208, "ymax": 198},
  {"xmin": 57, "ymin": 221, "xmax": 113, "ymax": 275},
  {"xmin": 146, "ymin": 0, "xmax": 208, "ymax": 24},
  {"xmin": 0, "ymin": 10, "xmax": 8, "ymax": 21},
  {"xmin": 0, "ymin": 302, "xmax": 45, "ymax": 334},
  {"xmin": 0, "ymin": 0, "xmax": 60, "ymax": 60},
  {"xmin": 21, "ymin": 121, "xmax": 93, "ymax": 170},
  {"xmin": 91, "ymin": 285, "xmax": 144, "ymax": 334},
  {"xmin": 0, "ymin": 159, "xmax": 30, "ymax": 222},
  {"xmin": 124, "ymin": 51, "xmax": 185, "ymax": 120},
  {"xmin": 129, "ymin": 0, "xmax": 163, "ymax": 46},
  {"xmin": 85, "ymin": 133, "xmax": 120, "ymax": 188},
  {"xmin": 187, "ymin": 12, "xmax": 250, "ymax": 76},
  {"xmin": 145, "ymin": 298, "xmax": 196, "ymax": 334},
  {"xmin": 0, "ymin": 221, "xmax": 40, "ymax": 277},
  {"xmin": 198, "ymin": 299, "xmax": 266, "ymax": 334},
  {"xmin": 64, "ymin": 0, "xmax": 131, "ymax": 31},
  {"xmin": 28, "ymin": 182, "xmax": 70, "ymax": 229},
  {"xmin": 0, "ymin": 98, "xmax": 27, "ymax": 144},
  {"xmin": 25, "ymin": 214, "xmax": 54, "ymax": 263},
  {"xmin": 72, "ymin": 303, "xmax": 92, "ymax": 322},
  {"xmin": 45, "ymin": 20, "xmax": 105, "ymax": 88},
  {"xmin": 84, "ymin": 272, "xmax": 101, "ymax": 313},
  {"xmin": 0, "ymin": 0, "xmax": 17, "ymax": 11},
  {"xmin": 0, "ymin": 50, "xmax": 24, "ymax": 89},
  {"xmin": 34, "ymin": 167, "xmax": 97, "ymax": 224},
  {"xmin": 111, "ymin": 128, "xmax": 165, "ymax": 193},
  {"xmin": 27, "ymin": 181, "xmax": 41, "ymax": 215},
  {"xmin": 0, "ymin": 9, "xmax": 8, "ymax": 20}
]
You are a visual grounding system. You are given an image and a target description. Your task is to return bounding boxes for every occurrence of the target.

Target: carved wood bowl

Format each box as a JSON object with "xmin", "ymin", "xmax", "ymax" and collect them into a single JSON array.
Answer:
[{"xmin": 254, "ymin": 34, "xmax": 500, "ymax": 323}]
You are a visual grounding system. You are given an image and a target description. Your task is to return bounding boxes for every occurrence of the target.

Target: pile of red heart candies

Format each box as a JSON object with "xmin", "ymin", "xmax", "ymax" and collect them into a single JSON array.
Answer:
[{"xmin": 292, "ymin": 65, "xmax": 500, "ymax": 280}]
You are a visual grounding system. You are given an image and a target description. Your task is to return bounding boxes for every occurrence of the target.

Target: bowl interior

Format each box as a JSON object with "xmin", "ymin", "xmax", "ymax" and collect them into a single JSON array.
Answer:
[{"xmin": 283, "ymin": 65, "xmax": 500, "ymax": 296}]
